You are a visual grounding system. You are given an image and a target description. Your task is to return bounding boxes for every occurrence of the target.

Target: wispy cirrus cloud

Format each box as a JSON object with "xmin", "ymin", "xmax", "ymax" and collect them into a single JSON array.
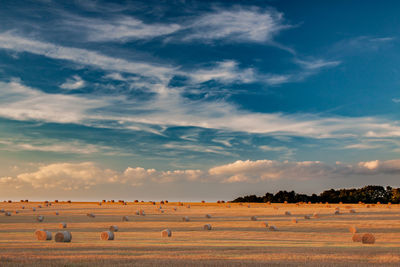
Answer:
[
  {"xmin": 61, "ymin": 7, "xmax": 290, "ymax": 44},
  {"xmin": 182, "ymin": 8, "xmax": 291, "ymax": 43},
  {"xmin": 64, "ymin": 15, "xmax": 182, "ymax": 42}
]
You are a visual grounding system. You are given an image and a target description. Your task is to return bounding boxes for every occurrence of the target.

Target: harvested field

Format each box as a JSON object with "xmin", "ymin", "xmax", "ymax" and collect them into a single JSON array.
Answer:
[{"xmin": 0, "ymin": 202, "xmax": 400, "ymax": 266}]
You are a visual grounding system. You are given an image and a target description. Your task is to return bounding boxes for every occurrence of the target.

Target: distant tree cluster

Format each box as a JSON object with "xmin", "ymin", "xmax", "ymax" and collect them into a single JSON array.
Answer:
[{"xmin": 232, "ymin": 185, "xmax": 400, "ymax": 204}]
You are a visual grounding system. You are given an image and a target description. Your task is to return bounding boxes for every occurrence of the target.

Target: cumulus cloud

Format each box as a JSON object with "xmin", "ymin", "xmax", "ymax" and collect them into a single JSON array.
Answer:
[
  {"xmin": 2, "ymin": 159, "xmax": 400, "ymax": 191},
  {"xmin": 60, "ymin": 75, "xmax": 86, "ymax": 90},
  {"xmin": 393, "ymin": 98, "xmax": 400, "ymax": 103}
]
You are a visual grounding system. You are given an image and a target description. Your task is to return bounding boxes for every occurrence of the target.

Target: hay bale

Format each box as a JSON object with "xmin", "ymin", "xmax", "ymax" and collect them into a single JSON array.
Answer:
[
  {"xmin": 35, "ymin": 230, "xmax": 52, "ymax": 241},
  {"xmin": 109, "ymin": 225, "xmax": 119, "ymax": 232},
  {"xmin": 37, "ymin": 215, "xmax": 44, "ymax": 222},
  {"xmin": 0, "ymin": 209, "xmax": 4, "ymax": 213},
  {"xmin": 362, "ymin": 233, "xmax": 375, "ymax": 244},
  {"xmin": 203, "ymin": 224, "xmax": 212, "ymax": 230},
  {"xmin": 205, "ymin": 214, "xmax": 212, "ymax": 218},
  {"xmin": 312, "ymin": 212, "xmax": 319, "ymax": 218},
  {"xmin": 334, "ymin": 210, "xmax": 340, "ymax": 215},
  {"xmin": 21, "ymin": 206, "xmax": 25, "ymax": 209},
  {"xmin": 5, "ymin": 212, "xmax": 11, "ymax": 216},
  {"xmin": 182, "ymin": 216, "xmax": 190, "ymax": 222},
  {"xmin": 122, "ymin": 216, "xmax": 129, "ymax": 221},
  {"xmin": 349, "ymin": 209, "xmax": 356, "ymax": 214},
  {"xmin": 349, "ymin": 226, "xmax": 358, "ymax": 233},
  {"xmin": 100, "ymin": 231, "xmax": 114, "ymax": 240},
  {"xmin": 251, "ymin": 216, "xmax": 257, "ymax": 221},
  {"xmin": 261, "ymin": 221, "xmax": 268, "ymax": 227},
  {"xmin": 161, "ymin": 229, "xmax": 172, "ymax": 237},
  {"xmin": 15, "ymin": 210, "xmax": 19, "ymax": 214},
  {"xmin": 55, "ymin": 231, "xmax": 72, "ymax": 242},
  {"xmin": 284, "ymin": 211, "xmax": 291, "ymax": 216},
  {"xmin": 269, "ymin": 225, "xmax": 278, "ymax": 231},
  {"xmin": 304, "ymin": 215, "xmax": 311, "ymax": 219},
  {"xmin": 352, "ymin": 233, "xmax": 362, "ymax": 242},
  {"xmin": 291, "ymin": 218, "xmax": 298, "ymax": 223},
  {"xmin": 59, "ymin": 222, "xmax": 67, "ymax": 229},
  {"xmin": 87, "ymin": 213, "xmax": 95, "ymax": 218}
]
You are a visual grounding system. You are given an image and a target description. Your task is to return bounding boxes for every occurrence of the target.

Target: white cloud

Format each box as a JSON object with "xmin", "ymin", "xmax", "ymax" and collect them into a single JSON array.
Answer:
[
  {"xmin": 60, "ymin": 75, "xmax": 86, "ymax": 90},
  {"xmin": 0, "ymin": 32, "xmax": 174, "ymax": 84},
  {"xmin": 65, "ymin": 16, "xmax": 182, "ymax": 42},
  {"xmin": 0, "ymin": 79, "xmax": 105, "ymax": 123},
  {"xmin": 295, "ymin": 59, "xmax": 341, "ymax": 70},
  {"xmin": 189, "ymin": 60, "xmax": 256, "ymax": 84},
  {"xmin": 2, "ymin": 159, "xmax": 400, "ymax": 191},
  {"xmin": 393, "ymin": 98, "xmax": 400, "ymax": 103},
  {"xmin": 184, "ymin": 8, "xmax": 291, "ymax": 43}
]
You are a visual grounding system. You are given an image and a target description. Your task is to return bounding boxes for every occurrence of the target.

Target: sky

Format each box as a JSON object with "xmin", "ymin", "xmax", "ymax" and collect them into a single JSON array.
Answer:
[{"xmin": 0, "ymin": 0, "xmax": 399, "ymax": 201}]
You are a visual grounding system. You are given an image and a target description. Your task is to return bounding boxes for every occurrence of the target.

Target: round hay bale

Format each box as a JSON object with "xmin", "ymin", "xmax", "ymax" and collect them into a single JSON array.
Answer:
[
  {"xmin": 161, "ymin": 229, "xmax": 172, "ymax": 237},
  {"xmin": 5, "ymin": 212, "xmax": 11, "ymax": 216},
  {"xmin": 55, "ymin": 231, "xmax": 72, "ymax": 242},
  {"xmin": 251, "ymin": 216, "xmax": 257, "ymax": 221},
  {"xmin": 109, "ymin": 225, "xmax": 119, "ymax": 232},
  {"xmin": 352, "ymin": 233, "xmax": 362, "ymax": 242},
  {"xmin": 334, "ymin": 210, "xmax": 340, "ymax": 215},
  {"xmin": 182, "ymin": 216, "xmax": 190, "ymax": 222},
  {"xmin": 203, "ymin": 224, "xmax": 212, "ymax": 230},
  {"xmin": 291, "ymin": 218, "xmax": 298, "ymax": 223},
  {"xmin": 284, "ymin": 211, "xmax": 291, "ymax": 216},
  {"xmin": 122, "ymin": 216, "xmax": 129, "ymax": 221},
  {"xmin": 205, "ymin": 214, "xmax": 212, "ymax": 218},
  {"xmin": 261, "ymin": 221, "xmax": 268, "ymax": 227},
  {"xmin": 55, "ymin": 211, "xmax": 59, "ymax": 215},
  {"xmin": 269, "ymin": 225, "xmax": 278, "ymax": 231},
  {"xmin": 59, "ymin": 222, "xmax": 67, "ymax": 229},
  {"xmin": 349, "ymin": 209, "xmax": 356, "ymax": 214},
  {"xmin": 304, "ymin": 215, "xmax": 311, "ymax": 219},
  {"xmin": 35, "ymin": 230, "xmax": 52, "ymax": 240},
  {"xmin": 100, "ymin": 231, "xmax": 114, "ymax": 240},
  {"xmin": 37, "ymin": 215, "xmax": 44, "ymax": 222},
  {"xmin": 362, "ymin": 233, "xmax": 375, "ymax": 244},
  {"xmin": 349, "ymin": 226, "xmax": 358, "ymax": 233},
  {"xmin": 87, "ymin": 213, "xmax": 95, "ymax": 218}
]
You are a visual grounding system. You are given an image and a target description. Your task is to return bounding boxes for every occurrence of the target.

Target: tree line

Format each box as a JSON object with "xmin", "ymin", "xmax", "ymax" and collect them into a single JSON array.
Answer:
[{"xmin": 231, "ymin": 185, "xmax": 400, "ymax": 204}]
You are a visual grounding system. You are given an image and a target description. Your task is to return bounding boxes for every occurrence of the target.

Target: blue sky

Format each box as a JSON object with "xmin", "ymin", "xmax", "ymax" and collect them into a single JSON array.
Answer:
[{"xmin": 0, "ymin": 0, "xmax": 399, "ymax": 201}]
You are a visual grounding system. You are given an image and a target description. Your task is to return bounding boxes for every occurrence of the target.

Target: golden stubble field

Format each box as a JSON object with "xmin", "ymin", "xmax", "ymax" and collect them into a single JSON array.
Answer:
[{"xmin": 0, "ymin": 201, "xmax": 399, "ymax": 266}]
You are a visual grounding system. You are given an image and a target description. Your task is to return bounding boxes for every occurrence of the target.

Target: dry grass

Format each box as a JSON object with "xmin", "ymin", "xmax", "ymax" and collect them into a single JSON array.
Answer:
[{"xmin": 0, "ymin": 202, "xmax": 400, "ymax": 266}]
